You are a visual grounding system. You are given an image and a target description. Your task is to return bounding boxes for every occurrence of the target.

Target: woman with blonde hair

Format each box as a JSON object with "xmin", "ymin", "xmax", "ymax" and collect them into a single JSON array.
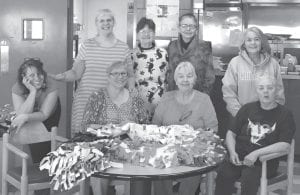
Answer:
[
  {"xmin": 222, "ymin": 26, "xmax": 285, "ymax": 118},
  {"xmin": 82, "ymin": 60, "xmax": 148, "ymax": 195},
  {"xmin": 50, "ymin": 9, "xmax": 133, "ymax": 134}
]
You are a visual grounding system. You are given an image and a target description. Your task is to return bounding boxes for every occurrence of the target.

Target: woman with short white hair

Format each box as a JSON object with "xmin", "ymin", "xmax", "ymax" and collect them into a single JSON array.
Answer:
[
  {"xmin": 152, "ymin": 61, "xmax": 218, "ymax": 195},
  {"xmin": 215, "ymin": 74, "xmax": 295, "ymax": 195},
  {"xmin": 153, "ymin": 61, "xmax": 217, "ymax": 130}
]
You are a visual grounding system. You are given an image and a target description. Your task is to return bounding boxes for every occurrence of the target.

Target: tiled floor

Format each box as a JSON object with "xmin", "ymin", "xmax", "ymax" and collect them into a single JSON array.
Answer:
[{"xmin": 271, "ymin": 161, "xmax": 300, "ymax": 195}]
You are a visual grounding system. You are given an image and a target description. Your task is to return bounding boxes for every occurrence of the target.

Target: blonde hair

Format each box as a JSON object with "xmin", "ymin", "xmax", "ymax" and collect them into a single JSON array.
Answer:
[
  {"xmin": 106, "ymin": 61, "xmax": 129, "ymax": 74},
  {"xmin": 95, "ymin": 9, "xmax": 115, "ymax": 23},
  {"xmin": 174, "ymin": 61, "xmax": 197, "ymax": 84},
  {"xmin": 240, "ymin": 26, "xmax": 271, "ymax": 54}
]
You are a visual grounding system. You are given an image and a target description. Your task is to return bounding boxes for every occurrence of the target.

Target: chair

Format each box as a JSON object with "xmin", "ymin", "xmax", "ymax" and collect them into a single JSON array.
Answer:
[
  {"xmin": 235, "ymin": 139, "xmax": 295, "ymax": 195},
  {"xmin": 1, "ymin": 126, "xmax": 68, "ymax": 195}
]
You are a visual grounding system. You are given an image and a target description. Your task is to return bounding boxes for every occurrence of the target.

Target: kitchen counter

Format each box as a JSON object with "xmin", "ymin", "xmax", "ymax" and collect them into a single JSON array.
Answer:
[{"xmin": 215, "ymin": 70, "xmax": 300, "ymax": 80}]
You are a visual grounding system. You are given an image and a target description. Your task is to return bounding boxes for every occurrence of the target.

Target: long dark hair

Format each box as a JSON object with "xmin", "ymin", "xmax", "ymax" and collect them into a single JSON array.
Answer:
[{"xmin": 17, "ymin": 58, "xmax": 47, "ymax": 95}]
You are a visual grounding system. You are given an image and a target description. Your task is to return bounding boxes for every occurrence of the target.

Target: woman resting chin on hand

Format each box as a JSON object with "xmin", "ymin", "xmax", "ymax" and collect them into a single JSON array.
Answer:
[{"xmin": 11, "ymin": 58, "xmax": 61, "ymax": 164}]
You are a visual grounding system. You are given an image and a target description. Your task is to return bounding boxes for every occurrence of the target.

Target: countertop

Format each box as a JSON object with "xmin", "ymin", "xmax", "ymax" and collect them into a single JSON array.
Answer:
[{"xmin": 215, "ymin": 70, "xmax": 300, "ymax": 80}]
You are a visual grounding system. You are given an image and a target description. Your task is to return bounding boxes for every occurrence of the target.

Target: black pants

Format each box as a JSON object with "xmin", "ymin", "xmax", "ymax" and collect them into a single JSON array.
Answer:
[
  {"xmin": 29, "ymin": 98, "xmax": 61, "ymax": 163},
  {"xmin": 29, "ymin": 141, "xmax": 51, "ymax": 195},
  {"xmin": 28, "ymin": 141, "xmax": 51, "ymax": 163},
  {"xmin": 215, "ymin": 160, "xmax": 277, "ymax": 195}
]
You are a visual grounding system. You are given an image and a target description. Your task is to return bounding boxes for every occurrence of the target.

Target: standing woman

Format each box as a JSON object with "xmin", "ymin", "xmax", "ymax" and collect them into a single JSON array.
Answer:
[
  {"xmin": 12, "ymin": 58, "xmax": 61, "ymax": 163},
  {"xmin": 50, "ymin": 9, "xmax": 132, "ymax": 134},
  {"xmin": 167, "ymin": 13, "xmax": 215, "ymax": 95},
  {"xmin": 222, "ymin": 26, "xmax": 285, "ymax": 117},
  {"xmin": 131, "ymin": 17, "xmax": 169, "ymax": 118}
]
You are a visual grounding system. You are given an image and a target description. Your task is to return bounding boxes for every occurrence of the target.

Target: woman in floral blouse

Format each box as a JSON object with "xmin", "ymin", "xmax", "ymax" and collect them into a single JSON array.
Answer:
[
  {"xmin": 82, "ymin": 60, "xmax": 148, "ymax": 131},
  {"xmin": 81, "ymin": 60, "xmax": 148, "ymax": 195}
]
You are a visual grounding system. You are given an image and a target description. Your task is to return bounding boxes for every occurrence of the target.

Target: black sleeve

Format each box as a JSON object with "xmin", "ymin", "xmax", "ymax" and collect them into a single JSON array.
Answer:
[
  {"xmin": 229, "ymin": 104, "xmax": 250, "ymax": 135},
  {"xmin": 278, "ymin": 110, "xmax": 296, "ymax": 144}
]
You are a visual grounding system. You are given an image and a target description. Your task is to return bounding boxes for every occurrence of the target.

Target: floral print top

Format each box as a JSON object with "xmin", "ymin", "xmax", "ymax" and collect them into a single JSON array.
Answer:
[{"xmin": 81, "ymin": 88, "xmax": 148, "ymax": 131}]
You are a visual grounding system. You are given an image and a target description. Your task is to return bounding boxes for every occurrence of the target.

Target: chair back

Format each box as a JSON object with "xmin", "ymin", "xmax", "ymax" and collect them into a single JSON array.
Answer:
[
  {"xmin": 1, "ymin": 126, "xmax": 68, "ymax": 195},
  {"xmin": 259, "ymin": 139, "xmax": 295, "ymax": 195},
  {"xmin": 235, "ymin": 139, "xmax": 295, "ymax": 195},
  {"xmin": 286, "ymin": 139, "xmax": 295, "ymax": 195}
]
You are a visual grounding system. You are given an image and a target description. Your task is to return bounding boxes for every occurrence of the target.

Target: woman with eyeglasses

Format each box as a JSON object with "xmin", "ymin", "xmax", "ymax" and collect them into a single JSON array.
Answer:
[
  {"xmin": 131, "ymin": 17, "xmax": 169, "ymax": 120},
  {"xmin": 12, "ymin": 58, "xmax": 61, "ymax": 164},
  {"xmin": 49, "ymin": 9, "xmax": 133, "ymax": 135},
  {"xmin": 152, "ymin": 61, "xmax": 218, "ymax": 195},
  {"xmin": 81, "ymin": 60, "xmax": 148, "ymax": 195},
  {"xmin": 167, "ymin": 13, "xmax": 215, "ymax": 95},
  {"xmin": 82, "ymin": 61, "xmax": 147, "ymax": 130}
]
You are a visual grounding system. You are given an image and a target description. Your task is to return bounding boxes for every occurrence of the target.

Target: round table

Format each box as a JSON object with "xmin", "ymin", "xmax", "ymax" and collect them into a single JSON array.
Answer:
[
  {"xmin": 95, "ymin": 163, "xmax": 217, "ymax": 180},
  {"xmin": 79, "ymin": 163, "xmax": 219, "ymax": 195}
]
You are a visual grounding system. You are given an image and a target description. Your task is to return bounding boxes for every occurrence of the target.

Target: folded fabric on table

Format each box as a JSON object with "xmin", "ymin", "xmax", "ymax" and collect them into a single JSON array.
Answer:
[
  {"xmin": 40, "ymin": 123, "xmax": 227, "ymax": 191},
  {"xmin": 40, "ymin": 138, "xmax": 114, "ymax": 191}
]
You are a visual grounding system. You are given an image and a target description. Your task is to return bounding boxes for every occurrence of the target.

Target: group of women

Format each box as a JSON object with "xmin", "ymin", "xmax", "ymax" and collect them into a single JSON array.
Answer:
[{"xmin": 10, "ymin": 8, "xmax": 295, "ymax": 195}]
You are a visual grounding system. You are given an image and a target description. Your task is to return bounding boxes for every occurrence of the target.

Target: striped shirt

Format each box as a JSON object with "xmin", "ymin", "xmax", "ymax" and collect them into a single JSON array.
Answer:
[{"xmin": 71, "ymin": 38, "xmax": 130, "ymax": 133}]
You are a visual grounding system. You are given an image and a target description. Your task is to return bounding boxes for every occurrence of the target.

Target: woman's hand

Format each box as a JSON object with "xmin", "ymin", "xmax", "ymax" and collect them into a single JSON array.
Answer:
[
  {"xmin": 243, "ymin": 152, "xmax": 258, "ymax": 167},
  {"xmin": 229, "ymin": 151, "xmax": 242, "ymax": 165},
  {"xmin": 22, "ymin": 77, "xmax": 36, "ymax": 92},
  {"xmin": 48, "ymin": 73, "xmax": 66, "ymax": 81},
  {"xmin": 12, "ymin": 114, "xmax": 29, "ymax": 132}
]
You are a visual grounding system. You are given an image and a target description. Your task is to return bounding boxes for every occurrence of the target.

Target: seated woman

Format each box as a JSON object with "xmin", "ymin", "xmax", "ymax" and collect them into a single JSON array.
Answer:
[
  {"xmin": 81, "ymin": 60, "xmax": 148, "ymax": 129},
  {"xmin": 215, "ymin": 74, "xmax": 295, "ymax": 195},
  {"xmin": 81, "ymin": 60, "xmax": 148, "ymax": 195},
  {"xmin": 152, "ymin": 61, "xmax": 218, "ymax": 195},
  {"xmin": 12, "ymin": 58, "xmax": 61, "ymax": 163}
]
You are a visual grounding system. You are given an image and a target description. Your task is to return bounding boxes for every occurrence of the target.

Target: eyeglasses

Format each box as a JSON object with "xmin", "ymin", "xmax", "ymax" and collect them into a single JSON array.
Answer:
[
  {"xmin": 139, "ymin": 30, "xmax": 154, "ymax": 35},
  {"xmin": 110, "ymin": 72, "xmax": 128, "ymax": 77},
  {"xmin": 24, "ymin": 57, "xmax": 41, "ymax": 62},
  {"xmin": 180, "ymin": 24, "xmax": 197, "ymax": 30},
  {"xmin": 98, "ymin": 18, "xmax": 114, "ymax": 23}
]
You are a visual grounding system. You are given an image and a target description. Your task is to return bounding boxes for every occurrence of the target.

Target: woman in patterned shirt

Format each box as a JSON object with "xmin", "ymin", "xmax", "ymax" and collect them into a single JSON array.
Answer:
[
  {"xmin": 81, "ymin": 60, "xmax": 148, "ymax": 195},
  {"xmin": 82, "ymin": 60, "xmax": 148, "ymax": 130},
  {"xmin": 131, "ymin": 17, "xmax": 169, "ymax": 120}
]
